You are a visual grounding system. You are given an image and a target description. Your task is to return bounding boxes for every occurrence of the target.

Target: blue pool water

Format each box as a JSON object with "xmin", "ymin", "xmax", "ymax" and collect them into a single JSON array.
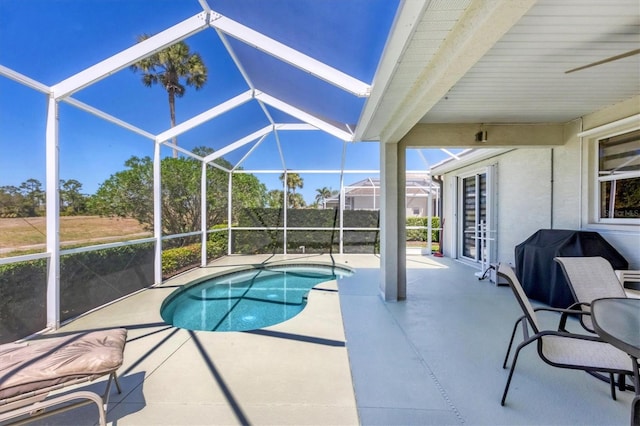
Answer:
[{"xmin": 160, "ymin": 264, "xmax": 352, "ymax": 332}]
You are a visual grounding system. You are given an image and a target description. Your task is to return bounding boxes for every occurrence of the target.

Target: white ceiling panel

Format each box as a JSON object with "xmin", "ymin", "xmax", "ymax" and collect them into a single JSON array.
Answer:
[{"xmin": 358, "ymin": 0, "xmax": 639, "ymax": 140}]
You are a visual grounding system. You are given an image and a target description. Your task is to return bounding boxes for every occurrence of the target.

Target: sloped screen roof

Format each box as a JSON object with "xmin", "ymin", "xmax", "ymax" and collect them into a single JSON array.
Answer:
[{"xmin": 0, "ymin": 0, "xmax": 403, "ymax": 201}]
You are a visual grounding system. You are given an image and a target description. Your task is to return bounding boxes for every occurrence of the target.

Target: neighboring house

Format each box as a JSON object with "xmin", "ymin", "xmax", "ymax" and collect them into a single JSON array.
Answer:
[
  {"xmin": 430, "ymin": 100, "xmax": 640, "ymax": 270},
  {"xmin": 324, "ymin": 174, "xmax": 438, "ymax": 217}
]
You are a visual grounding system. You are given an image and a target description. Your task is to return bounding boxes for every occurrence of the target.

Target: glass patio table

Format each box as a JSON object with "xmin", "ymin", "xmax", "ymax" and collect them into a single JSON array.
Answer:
[{"xmin": 591, "ymin": 297, "xmax": 640, "ymax": 426}]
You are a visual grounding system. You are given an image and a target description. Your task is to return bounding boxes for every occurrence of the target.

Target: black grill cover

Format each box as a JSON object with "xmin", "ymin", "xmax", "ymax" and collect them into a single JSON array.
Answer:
[{"xmin": 514, "ymin": 229, "xmax": 628, "ymax": 308}]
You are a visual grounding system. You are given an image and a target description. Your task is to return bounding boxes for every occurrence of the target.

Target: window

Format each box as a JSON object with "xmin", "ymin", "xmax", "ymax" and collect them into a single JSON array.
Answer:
[{"xmin": 597, "ymin": 129, "xmax": 640, "ymax": 221}]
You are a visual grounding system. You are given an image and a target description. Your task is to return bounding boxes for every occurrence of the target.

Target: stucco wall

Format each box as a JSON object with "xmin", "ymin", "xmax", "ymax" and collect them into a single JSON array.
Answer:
[
  {"xmin": 438, "ymin": 97, "xmax": 639, "ymax": 268},
  {"xmin": 552, "ymin": 119, "xmax": 581, "ymax": 229},
  {"xmin": 441, "ymin": 149, "xmax": 553, "ymax": 264},
  {"xmin": 497, "ymin": 149, "xmax": 553, "ymax": 263}
]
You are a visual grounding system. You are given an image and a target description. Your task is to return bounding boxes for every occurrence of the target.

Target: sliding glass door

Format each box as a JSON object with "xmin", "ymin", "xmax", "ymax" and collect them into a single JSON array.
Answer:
[{"xmin": 458, "ymin": 167, "xmax": 494, "ymax": 265}]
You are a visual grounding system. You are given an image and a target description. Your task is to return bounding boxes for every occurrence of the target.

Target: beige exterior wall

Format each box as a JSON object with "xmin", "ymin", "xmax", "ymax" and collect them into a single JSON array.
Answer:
[
  {"xmin": 552, "ymin": 119, "xmax": 582, "ymax": 229},
  {"xmin": 435, "ymin": 97, "xmax": 640, "ymax": 268},
  {"xmin": 440, "ymin": 149, "xmax": 552, "ymax": 264},
  {"xmin": 347, "ymin": 194, "xmax": 429, "ymax": 217}
]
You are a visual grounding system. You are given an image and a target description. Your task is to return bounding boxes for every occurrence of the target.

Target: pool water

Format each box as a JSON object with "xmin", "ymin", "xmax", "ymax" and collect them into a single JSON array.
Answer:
[{"xmin": 160, "ymin": 265, "xmax": 352, "ymax": 332}]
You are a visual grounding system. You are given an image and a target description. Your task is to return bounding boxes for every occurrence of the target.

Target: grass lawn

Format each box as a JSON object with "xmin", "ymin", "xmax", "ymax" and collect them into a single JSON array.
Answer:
[
  {"xmin": 0, "ymin": 216, "xmax": 150, "ymax": 256},
  {"xmin": 1, "ymin": 216, "xmax": 439, "ymax": 257}
]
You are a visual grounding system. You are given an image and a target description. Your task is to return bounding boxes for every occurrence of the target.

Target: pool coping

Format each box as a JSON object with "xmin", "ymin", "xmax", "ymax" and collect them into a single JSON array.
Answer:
[{"xmin": 159, "ymin": 262, "xmax": 355, "ymax": 333}]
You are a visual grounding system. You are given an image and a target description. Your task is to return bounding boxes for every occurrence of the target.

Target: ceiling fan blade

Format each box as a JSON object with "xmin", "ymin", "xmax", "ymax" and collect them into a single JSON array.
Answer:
[{"xmin": 565, "ymin": 48, "xmax": 640, "ymax": 74}]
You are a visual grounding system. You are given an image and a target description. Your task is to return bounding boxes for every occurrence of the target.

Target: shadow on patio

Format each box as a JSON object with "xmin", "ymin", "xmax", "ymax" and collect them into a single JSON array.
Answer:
[{"xmin": 24, "ymin": 254, "xmax": 635, "ymax": 425}]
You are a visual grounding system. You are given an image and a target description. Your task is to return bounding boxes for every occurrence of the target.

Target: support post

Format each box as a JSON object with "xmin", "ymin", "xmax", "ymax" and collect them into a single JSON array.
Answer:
[
  {"xmin": 201, "ymin": 162, "xmax": 208, "ymax": 267},
  {"xmin": 283, "ymin": 172, "xmax": 287, "ymax": 254},
  {"xmin": 227, "ymin": 172, "xmax": 233, "ymax": 256},
  {"xmin": 45, "ymin": 95, "xmax": 60, "ymax": 329},
  {"xmin": 427, "ymin": 181, "xmax": 433, "ymax": 255},
  {"xmin": 380, "ymin": 142, "xmax": 406, "ymax": 301},
  {"xmin": 339, "ymin": 186, "xmax": 345, "ymax": 254},
  {"xmin": 153, "ymin": 142, "xmax": 162, "ymax": 285}
]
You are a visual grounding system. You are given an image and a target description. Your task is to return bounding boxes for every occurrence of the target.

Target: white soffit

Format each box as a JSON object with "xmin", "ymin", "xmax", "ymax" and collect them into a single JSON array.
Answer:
[
  {"xmin": 423, "ymin": 0, "xmax": 640, "ymax": 124},
  {"xmin": 381, "ymin": 0, "xmax": 536, "ymax": 143},
  {"xmin": 357, "ymin": 0, "xmax": 538, "ymax": 143},
  {"xmin": 354, "ymin": 0, "xmax": 430, "ymax": 141}
]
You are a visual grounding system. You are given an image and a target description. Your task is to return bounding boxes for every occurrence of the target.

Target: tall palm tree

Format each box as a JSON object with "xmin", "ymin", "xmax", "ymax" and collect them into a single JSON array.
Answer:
[
  {"xmin": 315, "ymin": 186, "xmax": 333, "ymax": 209},
  {"xmin": 130, "ymin": 35, "xmax": 207, "ymax": 158},
  {"xmin": 279, "ymin": 172, "xmax": 304, "ymax": 195}
]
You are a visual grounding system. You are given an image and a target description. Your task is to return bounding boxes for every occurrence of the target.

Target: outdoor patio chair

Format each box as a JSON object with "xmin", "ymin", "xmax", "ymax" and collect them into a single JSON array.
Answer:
[
  {"xmin": 0, "ymin": 328, "xmax": 127, "ymax": 426},
  {"xmin": 555, "ymin": 256, "xmax": 627, "ymax": 333},
  {"xmin": 498, "ymin": 263, "xmax": 634, "ymax": 406}
]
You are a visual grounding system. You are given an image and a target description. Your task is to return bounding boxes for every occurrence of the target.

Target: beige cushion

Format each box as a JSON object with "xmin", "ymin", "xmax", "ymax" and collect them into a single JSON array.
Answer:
[{"xmin": 0, "ymin": 329, "xmax": 127, "ymax": 400}]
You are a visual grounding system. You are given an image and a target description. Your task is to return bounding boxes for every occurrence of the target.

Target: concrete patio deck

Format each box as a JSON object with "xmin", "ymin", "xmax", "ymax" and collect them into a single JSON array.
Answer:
[{"xmin": 21, "ymin": 254, "xmax": 636, "ymax": 425}]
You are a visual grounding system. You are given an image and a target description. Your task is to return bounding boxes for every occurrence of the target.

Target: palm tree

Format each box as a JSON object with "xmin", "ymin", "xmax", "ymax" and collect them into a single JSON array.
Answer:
[
  {"xmin": 279, "ymin": 172, "xmax": 304, "ymax": 195},
  {"xmin": 130, "ymin": 35, "xmax": 207, "ymax": 158},
  {"xmin": 315, "ymin": 186, "xmax": 333, "ymax": 209}
]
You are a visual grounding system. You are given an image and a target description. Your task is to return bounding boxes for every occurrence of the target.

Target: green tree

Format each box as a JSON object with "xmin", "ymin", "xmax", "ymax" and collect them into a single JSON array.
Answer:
[
  {"xmin": 0, "ymin": 185, "xmax": 24, "ymax": 217},
  {"xmin": 289, "ymin": 193, "xmax": 306, "ymax": 209},
  {"xmin": 88, "ymin": 156, "xmax": 153, "ymax": 226},
  {"xmin": 88, "ymin": 148, "xmax": 266, "ymax": 235},
  {"xmin": 60, "ymin": 179, "xmax": 87, "ymax": 215},
  {"xmin": 279, "ymin": 172, "xmax": 303, "ymax": 195},
  {"xmin": 19, "ymin": 178, "xmax": 44, "ymax": 216},
  {"xmin": 279, "ymin": 172, "xmax": 305, "ymax": 208},
  {"xmin": 315, "ymin": 186, "xmax": 337, "ymax": 209},
  {"xmin": 130, "ymin": 36, "xmax": 207, "ymax": 158},
  {"xmin": 232, "ymin": 173, "xmax": 267, "ymax": 219},
  {"xmin": 265, "ymin": 190, "xmax": 284, "ymax": 209}
]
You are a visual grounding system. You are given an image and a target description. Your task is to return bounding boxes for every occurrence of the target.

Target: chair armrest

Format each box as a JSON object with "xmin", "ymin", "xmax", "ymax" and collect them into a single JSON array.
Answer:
[
  {"xmin": 536, "ymin": 329, "xmax": 604, "ymax": 342},
  {"xmin": 533, "ymin": 306, "xmax": 591, "ymax": 316},
  {"xmin": 566, "ymin": 302, "xmax": 591, "ymax": 310},
  {"xmin": 532, "ymin": 306, "xmax": 594, "ymax": 333}
]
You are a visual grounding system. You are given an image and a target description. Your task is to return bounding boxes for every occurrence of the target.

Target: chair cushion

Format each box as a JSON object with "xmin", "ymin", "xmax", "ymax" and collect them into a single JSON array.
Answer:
[{"xmin": 0, "ymin": 329, "xmax": 127, "ymax": 400}]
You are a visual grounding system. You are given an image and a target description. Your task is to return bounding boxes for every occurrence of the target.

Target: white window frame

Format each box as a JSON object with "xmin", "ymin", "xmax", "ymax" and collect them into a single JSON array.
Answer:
[
  {"xmin": 580, "ymin": 115, "xmax": 640, "ymax": 227},
  {"xmin": 455, "ymin": 165, "xmax": 496, "ymax": 266}
]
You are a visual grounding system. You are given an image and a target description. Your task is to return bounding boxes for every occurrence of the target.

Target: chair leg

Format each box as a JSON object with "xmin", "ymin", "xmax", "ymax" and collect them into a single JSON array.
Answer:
[
  {"xmin": 617, "ymin": 373, "xmax": 625, "ymax": 393},
  {"xmin": 503, "ymin": 318, "xmax": 522, "ymax": 369},
  {"xmin": 502, "ymin": 347, "xmax": 521, "ymax": 406},
  {"xmin": 609, "ymin": 373, "xmax": 617, "ymax": 401},
  {"xmin": 113, "ymin": 373, "xmax": 122, "ymax": 394},
  {"xmin": 501, "ymin": 336, "xmax": 538, "ymax": 406}
]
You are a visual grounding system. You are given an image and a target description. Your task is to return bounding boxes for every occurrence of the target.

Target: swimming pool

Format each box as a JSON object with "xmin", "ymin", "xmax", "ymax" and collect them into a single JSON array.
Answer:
[{"xmin": 160, "ymin": 264, "xmax": 353, "ymax": 332}]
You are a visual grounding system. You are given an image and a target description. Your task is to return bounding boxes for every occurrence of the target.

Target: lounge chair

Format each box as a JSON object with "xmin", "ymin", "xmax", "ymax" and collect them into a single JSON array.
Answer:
[
  {"xmin": 0, "ymin": 328, "xmax": 127, "ymax": 426},
  {"xmin": 555, "ymin": 256, "xmax": 628, "ymax": 333},
  {"xmin": 497, "ymin": 263, "xmax": 634, "ymax": 406}
]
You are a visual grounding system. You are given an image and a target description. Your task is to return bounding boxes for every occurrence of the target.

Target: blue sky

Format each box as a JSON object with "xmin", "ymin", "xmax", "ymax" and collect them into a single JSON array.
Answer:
[{"xmin": 0, "ymin": 0, "xmax": 457, "ymax": 204}]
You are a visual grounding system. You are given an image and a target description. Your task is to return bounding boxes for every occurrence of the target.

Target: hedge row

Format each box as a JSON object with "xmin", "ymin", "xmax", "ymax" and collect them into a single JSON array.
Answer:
[
  {"xmin": 1, "ymin": 214, "xmax": 439, "ymax": 342},
  {"xmin": 406, "ymin": 216, "xmax": 440, "ymax": 242},
  {"xmin": 162, "ymin": 229, "xmax": 228, "ymax": 278},
  {"xmin": 232, "ymin": 208, "xmax": 438, "ymax": 254},
  {"xmin": 0, "ymin": 242, "xmax": 154, "ymax": 344},
  {"xmin": 233, "ymin": 208, "xmax": 381, "ymax": 254}
]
